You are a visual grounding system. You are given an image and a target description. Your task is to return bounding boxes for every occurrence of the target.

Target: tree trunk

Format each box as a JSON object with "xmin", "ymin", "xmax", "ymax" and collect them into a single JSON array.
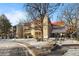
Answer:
[{"xmin": 41, "ymin": 18, "xmax": 43, "ymax": 41}]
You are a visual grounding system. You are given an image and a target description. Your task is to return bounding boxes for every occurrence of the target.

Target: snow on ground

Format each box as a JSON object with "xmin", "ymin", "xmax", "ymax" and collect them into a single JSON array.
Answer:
[
  {"xmin": 13, "ymin": 39, "xmax": 54, "ymax": 49},
  {"xmin": 64, "ymin": 49, "xmax": 79, "ymax": 56},
  {"xmin": 61, "ymin": 40, "xmax": 79, "ymax": 45},
  {"xmin": 0, "ymin": 40, "xmax": 22, "ymax": 48}
]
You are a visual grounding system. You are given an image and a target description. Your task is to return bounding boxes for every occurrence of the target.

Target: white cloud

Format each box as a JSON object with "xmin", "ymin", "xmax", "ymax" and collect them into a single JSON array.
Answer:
[{"xmin": 5, "ymin": 10, "xmax": 27, "ymax": 26}]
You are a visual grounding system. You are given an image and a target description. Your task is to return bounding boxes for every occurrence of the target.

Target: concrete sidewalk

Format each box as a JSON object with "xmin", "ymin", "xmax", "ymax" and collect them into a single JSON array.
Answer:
[{"xmin": 60, "ymin": 40, "xmax": 79, "ymax": 45}]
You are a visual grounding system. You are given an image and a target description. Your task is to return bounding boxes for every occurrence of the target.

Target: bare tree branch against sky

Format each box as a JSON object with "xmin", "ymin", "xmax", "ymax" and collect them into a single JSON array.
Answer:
[{"xmin": 0, "ymin": 3, "xmax": 78, "ymax": 26}]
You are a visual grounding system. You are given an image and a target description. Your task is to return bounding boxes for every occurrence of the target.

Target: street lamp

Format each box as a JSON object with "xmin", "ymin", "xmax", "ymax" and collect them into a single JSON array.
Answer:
[{"xmin": 60, "ymin": 33, "xmax": 63, "ymax": 46}]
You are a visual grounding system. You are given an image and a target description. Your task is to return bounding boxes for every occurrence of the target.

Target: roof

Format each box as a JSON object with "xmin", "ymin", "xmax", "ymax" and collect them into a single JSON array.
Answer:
[
  {"xmin": 51, "ymin": 21, "xmax": 65, "ymax": 27},
  {"xmin": 51, "ymin": 21, "xmax": 67, "ymax": 33}
]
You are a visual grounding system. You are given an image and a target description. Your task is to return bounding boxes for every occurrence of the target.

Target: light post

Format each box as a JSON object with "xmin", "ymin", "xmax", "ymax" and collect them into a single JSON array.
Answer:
[{"xmin": 60, "ymin": 33, "xmax": 63, "ymax": 46}]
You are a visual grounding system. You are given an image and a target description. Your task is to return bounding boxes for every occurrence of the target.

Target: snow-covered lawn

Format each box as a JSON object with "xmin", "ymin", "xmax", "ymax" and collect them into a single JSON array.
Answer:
[{"xmin": 64, "ymin": 49, "xmax": 79, "ymax": 56}]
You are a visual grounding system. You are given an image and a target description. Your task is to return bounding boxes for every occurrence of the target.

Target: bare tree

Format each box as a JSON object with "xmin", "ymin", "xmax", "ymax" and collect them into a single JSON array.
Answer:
[
  {"xmin": 61, "ymin": 4, "xmax": 79, "ymax": 40},
  {"xmin": 24, "ymin": 3, "xmax": 61, "ymax": 41}
]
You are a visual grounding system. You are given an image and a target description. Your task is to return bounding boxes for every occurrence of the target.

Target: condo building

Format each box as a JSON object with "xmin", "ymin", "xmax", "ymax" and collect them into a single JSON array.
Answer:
[
  {"xmin": 15, "ymin": 15, "xmax": 52, "ymax": 40},
  {"xmin": 15, "ymin": 15, "xmax": 72, "ymax": 40}
]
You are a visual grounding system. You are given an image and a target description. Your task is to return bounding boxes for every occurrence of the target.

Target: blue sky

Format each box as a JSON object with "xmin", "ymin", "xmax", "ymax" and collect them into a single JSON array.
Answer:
[
  {"xmin": 0, "ymin": 3, "xmax": 76, "ymax": 26},
  {"xmin": 0, "ymin": 3, "xmax": 24, "ymax": 14},
  {"xmin": 0, "ymin": 3, "xmax": 26, "ymax": 26},
  {"xmin": 0, "ymin": 3, "xmax": 64, "ymax": 26},
  {"xmin": 50, "ymin": 4, "xmax": 68, "ymax": 22}
]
